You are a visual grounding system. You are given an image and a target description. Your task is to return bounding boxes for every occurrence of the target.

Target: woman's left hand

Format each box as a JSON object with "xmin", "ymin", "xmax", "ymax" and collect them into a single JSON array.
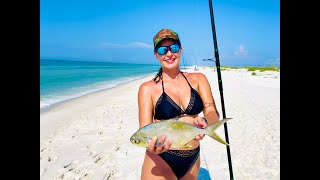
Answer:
[{"xmin": 193, "ymin": 116, "xmax": 208, "ymax": 140}]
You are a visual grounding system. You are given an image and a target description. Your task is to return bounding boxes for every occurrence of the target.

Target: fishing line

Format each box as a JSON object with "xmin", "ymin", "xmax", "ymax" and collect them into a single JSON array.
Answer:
[
  {"xmin": 179, "ymin": 0, "xmax": 201, "ymax": 72},
  {"xmin": 181, "ymin": 49, "xmax": 187, "ymax": 72}
]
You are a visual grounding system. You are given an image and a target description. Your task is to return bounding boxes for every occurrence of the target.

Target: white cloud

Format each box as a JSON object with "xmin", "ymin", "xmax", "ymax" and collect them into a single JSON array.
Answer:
[
  {"xmin": 131, "ymin": 42, "xmax": 153, "ymax": 48},
  {"xmin": 234, "ymin": 44, "xmax": 248, "ymax": 56},
  {"xmin": 99, "ymin": 42, "xmax": 152, "ymax": 49}
]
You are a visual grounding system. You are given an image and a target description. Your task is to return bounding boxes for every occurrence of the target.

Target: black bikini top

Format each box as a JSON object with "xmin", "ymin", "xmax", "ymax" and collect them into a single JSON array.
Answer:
[{"xmin": 154, "ymin": 72, "xmax": 204, "ymax": 120}]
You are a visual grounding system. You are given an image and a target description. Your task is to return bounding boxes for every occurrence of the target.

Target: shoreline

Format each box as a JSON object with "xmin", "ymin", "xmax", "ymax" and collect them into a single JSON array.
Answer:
[
  {"xmin": 41, "ymin": 65, "xmax": 280, "ymax": 112},
  {"xmin": 40, "ymin": 72, "xmax": 157, "ymax": 113}
]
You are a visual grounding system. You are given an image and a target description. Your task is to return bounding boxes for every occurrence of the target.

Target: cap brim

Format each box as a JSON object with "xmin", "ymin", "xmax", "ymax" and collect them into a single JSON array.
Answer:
[{"xmin": 154, "ymin": 37, "xmax": 180, "ymax": 48}]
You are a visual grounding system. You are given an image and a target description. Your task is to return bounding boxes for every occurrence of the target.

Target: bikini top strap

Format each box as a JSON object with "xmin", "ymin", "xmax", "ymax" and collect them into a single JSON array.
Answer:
[
  {"xmin": 161, "ymin": 80, "xmax": 165, "ymax": 92},
  {"xmin": 180, "ymin": 72, "xmax": 192, "ymax": 88}
]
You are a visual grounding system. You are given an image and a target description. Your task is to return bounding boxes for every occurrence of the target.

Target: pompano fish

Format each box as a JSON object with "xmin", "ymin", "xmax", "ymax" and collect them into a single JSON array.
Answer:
[{"xmin": 130, "ymin": 117, "xmax": 232, "ymax": 148}]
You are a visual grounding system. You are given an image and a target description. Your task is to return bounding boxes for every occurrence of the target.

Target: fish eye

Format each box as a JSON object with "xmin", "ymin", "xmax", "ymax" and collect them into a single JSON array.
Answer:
[{"xmin": 131, "ymin": 139, "xmax": 140, "ymax": 144}]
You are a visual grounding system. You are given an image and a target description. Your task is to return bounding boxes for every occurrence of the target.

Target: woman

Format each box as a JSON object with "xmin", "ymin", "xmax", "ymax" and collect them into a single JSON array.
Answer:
[{"xmin": 138, "ymin": 28, "xmax": 220, "ymax": 180}]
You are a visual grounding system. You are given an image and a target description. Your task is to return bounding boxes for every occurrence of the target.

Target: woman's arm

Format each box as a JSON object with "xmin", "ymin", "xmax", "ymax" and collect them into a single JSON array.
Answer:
[
  {"xmin": 138, "ymin": 82, "xmax": 154, "ymax": 128},
  {"xmin": 137, "ymin": 82, "xmax": 172, "ymax": 153},
  {"xmin": 197, "ymin": 73, "xmax": 220, "ymax": 124},
  {"xmin": 194, "ymin": 73, "xmax": 220, "ymax": 140}
]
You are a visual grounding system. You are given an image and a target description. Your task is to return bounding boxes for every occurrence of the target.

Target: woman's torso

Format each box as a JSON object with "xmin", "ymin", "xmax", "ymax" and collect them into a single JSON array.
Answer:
[{"xmin": 152, "ymin": 72, "xmax": 204, "ymax": 150}]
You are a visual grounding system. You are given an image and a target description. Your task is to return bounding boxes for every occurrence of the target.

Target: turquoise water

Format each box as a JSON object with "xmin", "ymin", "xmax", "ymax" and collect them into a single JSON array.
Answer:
[{"xmin": 40, "ymin": 59, "xmax": 160, "ymax": 109}]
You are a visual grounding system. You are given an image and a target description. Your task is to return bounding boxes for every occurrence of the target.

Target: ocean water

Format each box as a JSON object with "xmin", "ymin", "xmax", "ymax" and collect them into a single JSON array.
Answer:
[{"xmin": 40, "ymin": 59, "xmax": 160, "ymax": 110}]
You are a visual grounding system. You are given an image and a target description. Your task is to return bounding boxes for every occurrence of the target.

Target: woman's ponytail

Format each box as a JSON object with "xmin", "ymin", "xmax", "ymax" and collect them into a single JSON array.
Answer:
[{"xmin": 153, "ymin": 67, "xmax": 163, "ymax": 83}]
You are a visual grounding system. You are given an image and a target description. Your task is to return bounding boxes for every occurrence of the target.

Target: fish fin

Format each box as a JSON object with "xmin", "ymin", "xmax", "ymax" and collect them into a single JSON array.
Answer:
[
  {"xmin": 205, "ymin": 118, "xmax": 232, "ymax": 146},
  {"xmin": 208, "ymin": 131, "xmax": 229, "ymax": 146},
  {"xmin": 182, "ymin": 143, "xmax": 193, "ymax": 148},
  {"xmin": 209, "ymin": 118, "xmax": 232, "ymax": 131}
]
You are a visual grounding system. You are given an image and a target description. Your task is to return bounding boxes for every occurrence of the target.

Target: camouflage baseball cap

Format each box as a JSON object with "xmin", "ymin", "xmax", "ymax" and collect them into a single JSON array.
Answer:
[{"xmin": 153, "ymin": 28, "xmax": 181, "ymax": 49}]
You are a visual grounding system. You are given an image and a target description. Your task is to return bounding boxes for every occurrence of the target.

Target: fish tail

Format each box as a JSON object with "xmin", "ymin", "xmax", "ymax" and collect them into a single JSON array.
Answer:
[{"xmin": 204, "ymin": 118, "xmax": 232, "ymax": 146}]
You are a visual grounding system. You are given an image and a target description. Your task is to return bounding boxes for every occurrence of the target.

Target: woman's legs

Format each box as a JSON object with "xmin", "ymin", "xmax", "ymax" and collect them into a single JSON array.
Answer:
[{"xmin": 179, "ymin": 156, "xmax": 201, "ymax": 180}]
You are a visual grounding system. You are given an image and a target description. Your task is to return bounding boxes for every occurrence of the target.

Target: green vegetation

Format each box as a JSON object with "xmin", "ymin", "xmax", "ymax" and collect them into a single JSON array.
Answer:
[
  {"xmin": 220, "ymin": 66, "xmax": 239, "ymax": 70},
  {"xmin": 219, "ymin": 66, "xmax": 280, "ymax": 72},
  {"xmin": 245, "ymin": 66, "xmax": 280, "ymax": 72}
]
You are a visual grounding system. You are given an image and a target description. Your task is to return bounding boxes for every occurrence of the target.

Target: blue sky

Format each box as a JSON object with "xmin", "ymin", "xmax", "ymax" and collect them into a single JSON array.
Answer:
[{"xmin": 40, "ymin": 0, "xmax": 280, "ymax": 67}]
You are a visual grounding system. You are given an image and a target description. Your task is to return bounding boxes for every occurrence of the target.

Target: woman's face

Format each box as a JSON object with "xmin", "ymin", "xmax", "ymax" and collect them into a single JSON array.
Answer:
[{"xmin": 154, "ymin": 39, "xmax": 182, "ymax": 69}]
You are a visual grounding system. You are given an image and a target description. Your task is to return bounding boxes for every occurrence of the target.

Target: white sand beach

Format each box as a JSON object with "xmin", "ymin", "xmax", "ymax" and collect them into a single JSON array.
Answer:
[{"xmin": 40, "ymin": 67, "xmax": 280, "ymax": 180}]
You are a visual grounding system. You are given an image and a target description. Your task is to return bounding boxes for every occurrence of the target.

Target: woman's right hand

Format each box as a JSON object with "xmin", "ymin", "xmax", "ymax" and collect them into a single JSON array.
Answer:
[{"xmin": 147, "ymin": 135, "xmax": 173, "ymax": 154}]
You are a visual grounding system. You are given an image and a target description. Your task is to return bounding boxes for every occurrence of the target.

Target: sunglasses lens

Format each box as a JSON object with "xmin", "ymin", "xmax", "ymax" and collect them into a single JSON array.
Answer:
[
  {"xmin": 170, "ymin": 44, "xmax": 180, "ymax": 53},
  {"xmin": 157, "ymin": 47, "xmax": 168, "ymax": 55},
  {"xmin": 156, "ymin": 43, "xmax": 180, "ymax": 55}
]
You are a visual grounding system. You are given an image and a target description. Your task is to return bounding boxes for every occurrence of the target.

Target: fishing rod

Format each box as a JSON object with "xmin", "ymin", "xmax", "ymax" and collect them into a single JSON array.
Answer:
[{"xmin": 207, "ymin": 0, "xmax": 234, "ymax": 179}]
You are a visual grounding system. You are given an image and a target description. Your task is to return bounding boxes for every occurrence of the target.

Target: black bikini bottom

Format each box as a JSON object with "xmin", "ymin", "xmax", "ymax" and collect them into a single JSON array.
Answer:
[{"xmin": 158, "ymin": 146, "xmax": 200, "ymax": 179}]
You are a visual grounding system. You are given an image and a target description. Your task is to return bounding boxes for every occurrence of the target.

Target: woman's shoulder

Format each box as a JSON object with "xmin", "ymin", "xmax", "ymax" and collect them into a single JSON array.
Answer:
[
  {"xmin": 138, "ymin": 79, "xmax": 159, "ymax": 94},
  {"xmin": 183, "ymin": 71, "xmax": 207, "ymax": 80}
]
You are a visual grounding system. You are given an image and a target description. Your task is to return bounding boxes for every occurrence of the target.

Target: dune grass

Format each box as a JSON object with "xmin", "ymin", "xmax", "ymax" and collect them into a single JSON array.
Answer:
[
  {"xmin": 245, "ymin": 66, "xmax": 280, "ymax": 72},
  {"xmin": 218, "ymin": 66, "xmax": 280, "ymax": 72}
]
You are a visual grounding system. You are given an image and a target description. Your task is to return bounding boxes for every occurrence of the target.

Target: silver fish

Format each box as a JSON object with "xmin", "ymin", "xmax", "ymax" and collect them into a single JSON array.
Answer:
[{"xmin": 130, "ymin": 117, "xmax": 232, "ymax": 148}]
